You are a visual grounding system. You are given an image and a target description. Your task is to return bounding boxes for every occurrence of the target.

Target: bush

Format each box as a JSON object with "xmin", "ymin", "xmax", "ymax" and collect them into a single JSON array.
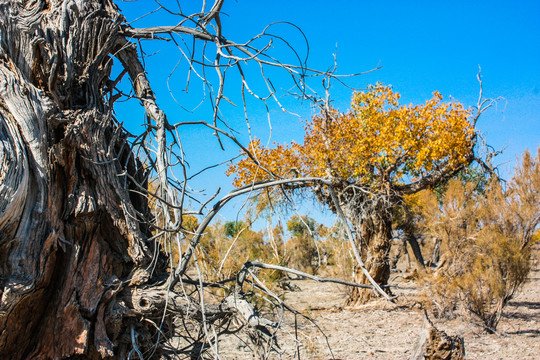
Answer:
[
  {"xmin": 318, "ymin": 222, "xmax": 354, "ymax": 278},
  {"xmin": 284, "ymin": 216, "xmax": 320, "ymax": 275},
  {"xmin": 417, "ymin": 148, "xmax": 539, "ymax": 332}
]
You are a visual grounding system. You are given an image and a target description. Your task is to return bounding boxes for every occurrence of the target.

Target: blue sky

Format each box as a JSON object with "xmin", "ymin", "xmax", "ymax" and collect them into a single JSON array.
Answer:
[{"xmin": 115, "ymin": 0, "xmax": 539, "ymax": 221}]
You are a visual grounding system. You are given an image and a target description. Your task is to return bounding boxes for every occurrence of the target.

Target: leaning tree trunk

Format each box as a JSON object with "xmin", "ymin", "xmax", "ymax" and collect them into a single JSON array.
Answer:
[
  {"xmin": 347, "ymin": 212, "xmax": 394, "ymax": 305},
  {"xmin": 0, "ymin": 1, "xmax": 161, "ymax": 358},
  {"xmin": 401, "ymin": 225, "xmax": 425, "ymax": 271}
]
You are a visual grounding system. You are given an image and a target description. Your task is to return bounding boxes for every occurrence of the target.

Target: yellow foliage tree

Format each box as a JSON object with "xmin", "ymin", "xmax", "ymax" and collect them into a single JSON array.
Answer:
[
  {"xmin": 229, "ymin": 84, "xmax": 473, "ymax": 186},
  {"xmin": 228, "ymin": 84, "xmax": 476, "ymax": 303}
]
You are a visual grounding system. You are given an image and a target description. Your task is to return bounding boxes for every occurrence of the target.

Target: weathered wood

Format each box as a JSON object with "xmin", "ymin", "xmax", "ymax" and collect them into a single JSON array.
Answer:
[
  {"xmin": 0, "ymin": 1, "xmax": 156, "ymax": 357},
  {"xmin": 0, "ymin": 1, "xmax": 318, "ymax": 357},
  {"xmin": 410, "ymin": 312, "xmax": 465, "ymax": 360}
]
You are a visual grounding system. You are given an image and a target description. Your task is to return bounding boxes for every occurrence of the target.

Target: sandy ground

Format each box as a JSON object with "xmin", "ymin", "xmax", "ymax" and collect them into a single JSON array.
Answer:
[
  {"xmin": 278, "ymin": 267, "xmax": 539, "ymax": 360},
  {"xmin": 216, "ymin": 261, "xmax": 539, "ymax": 359},
  {"xmin": 273, "ymin": 262, "xmax": 540, "ymax": 360}
]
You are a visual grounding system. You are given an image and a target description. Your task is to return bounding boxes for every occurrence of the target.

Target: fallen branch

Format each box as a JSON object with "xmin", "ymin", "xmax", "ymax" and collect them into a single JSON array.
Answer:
[{"xmin": 243, "ymin": 260, "xmax": 388, "ymax": 290}]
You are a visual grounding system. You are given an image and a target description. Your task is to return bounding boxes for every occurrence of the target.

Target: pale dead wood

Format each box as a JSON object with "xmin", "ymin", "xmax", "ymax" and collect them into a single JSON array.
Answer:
[{"xmin": 0, "ymin": 1, "xmax": 381, "ymax": 358}]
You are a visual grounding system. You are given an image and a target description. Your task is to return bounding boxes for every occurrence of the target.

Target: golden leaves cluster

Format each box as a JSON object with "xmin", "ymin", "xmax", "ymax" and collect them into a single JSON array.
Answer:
[{"xmin": 228, "ymin": 83, "xmax": 473, "ymax": 187}]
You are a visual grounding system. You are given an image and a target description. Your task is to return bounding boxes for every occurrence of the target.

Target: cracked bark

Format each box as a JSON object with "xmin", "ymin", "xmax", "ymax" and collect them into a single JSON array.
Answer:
[
  {"xmin": 0, "ymin": 1, "xmax": 288, "ymax": 358},
  {"xmin": 0, "ymin": 1, "xmax": 190, "ymax": 358}
]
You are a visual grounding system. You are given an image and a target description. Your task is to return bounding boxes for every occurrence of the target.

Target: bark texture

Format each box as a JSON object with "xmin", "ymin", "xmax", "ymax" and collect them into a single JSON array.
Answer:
[
  {"xmin": 0, "ymin": 0, "xmax": 486, "ymax": 356},
  {"xmin": 411, "ymin": 314, "xmax": 465, "ymax": 360},
  {"xmin": 0, "ymin": 1, "xmax": 289, "ymax": 358},
  {"xmin": 319, "ymin": 182, "xmax": 397, "ymax": 305},
  {"xmin": 0, "ymin": 1, "xmax": 156, "ymax": 358},
  {"xmin": 347, "ymin": 212, "xmax": 393, "ymax": 304},
  {"xmin": 424, "ymin": 328, "xmax": 465, "ymax": 360}
]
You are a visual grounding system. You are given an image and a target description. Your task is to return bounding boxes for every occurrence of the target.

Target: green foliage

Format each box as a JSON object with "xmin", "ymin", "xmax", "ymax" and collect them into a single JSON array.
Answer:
[
  {"xmin": 286, "ymin": 215, "xmax": 317, "ymax": 237},
  {"xmin": 432, "ymin": 164, "xmax": 491, "ymax": 200},
  {"xmin": 224, "ymin": 220, "xmax": 244, "ymax": 237}
]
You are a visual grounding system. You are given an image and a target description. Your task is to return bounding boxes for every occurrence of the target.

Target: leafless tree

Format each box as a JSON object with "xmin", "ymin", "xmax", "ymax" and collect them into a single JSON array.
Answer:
[{"xmin": 0, "ymin": 0, "xmax": 384, "ymax": 358}]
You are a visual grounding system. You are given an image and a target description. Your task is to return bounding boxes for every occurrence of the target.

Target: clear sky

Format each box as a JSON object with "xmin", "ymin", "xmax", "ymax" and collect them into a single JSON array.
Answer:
[{"xmin": 115, "ymin": 0, "xmax": 539, "ymax": 221}]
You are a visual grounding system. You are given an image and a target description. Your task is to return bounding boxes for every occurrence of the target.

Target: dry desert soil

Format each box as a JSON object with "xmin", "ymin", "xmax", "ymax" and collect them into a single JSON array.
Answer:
[{"xmin": 218, "ymin": 255, "xmax": 539, "ymax": 359}]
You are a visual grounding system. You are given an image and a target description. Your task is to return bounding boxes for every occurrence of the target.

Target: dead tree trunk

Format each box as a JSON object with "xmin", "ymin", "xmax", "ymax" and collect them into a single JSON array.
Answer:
[
  {"xmin": 0, "ymin": 1, "xmax": 158, "ymax": 357},
  {"xmin": 396, "ymin": 206, "xmax": 426, "ymax": 271},
  {"xmin": 0, "ymin": 1, "xmax": 265, "ymax": 358},
  {"xmin": 404, "ymin": 232, "xmax": 425, "ymax": 270},
  {"xmin": 430, "ymin": 238, "xmax": 442, "ymax": 266},
  {"xmin": 0, "ymin": 1, "xmax": 342, "ymax": 358},
  {"xmin": 319, "ymin": 183, "xmax": 397, "ymax": 305}
]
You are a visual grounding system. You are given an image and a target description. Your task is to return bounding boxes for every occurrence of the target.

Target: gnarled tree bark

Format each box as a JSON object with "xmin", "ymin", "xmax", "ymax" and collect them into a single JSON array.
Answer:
[
  {"xmin": 0, "ymin": 1, "xmax": 356, "ymax": 358},
  {"xmin": 347, "ymin": 212, "xmax": 394, "ymax": 304},
  {"xmin": 0, "ymin": 1, "xmax": 157, "ymax": 357}
]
